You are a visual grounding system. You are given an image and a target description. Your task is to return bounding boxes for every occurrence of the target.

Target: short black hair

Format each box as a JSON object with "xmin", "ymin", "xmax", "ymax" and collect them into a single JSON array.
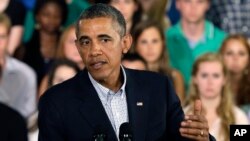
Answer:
[
  {"xmin": 122, "ymin": 53, "xmax": 146, "ymax": 65},
  {"xmin": 75, "ymin": 3, "xmax": 126, "ymax": 38},
  {"xmin": 34, "ymin": 0, "xmax": 68, "ymax": 25}
]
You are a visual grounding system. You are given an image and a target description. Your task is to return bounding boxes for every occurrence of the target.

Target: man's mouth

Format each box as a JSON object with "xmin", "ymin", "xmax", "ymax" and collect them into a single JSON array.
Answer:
[{"xmin": 90, "ymin": 61, "xmax": 106, "ymax": 70}]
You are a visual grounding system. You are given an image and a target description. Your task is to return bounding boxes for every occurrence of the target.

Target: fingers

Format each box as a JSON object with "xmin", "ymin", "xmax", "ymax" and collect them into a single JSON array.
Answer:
[
  {"xmin": 180, "ymin": 133, "xmax": 208, "ymax": 141},
  {"xmin": 181, "ymin": 99, "xmax": 210, "ymax": 140},
  {"xmin": 194, "ymin": 99, "xmax": 202, "ymax": 115},
  {"xmin": 180, "ymin": 127, "xmax": 209, "ymax": 141},
  {"xmin": 180, "ymin": 128, "xmax": 209, "ymax": 137},
  {"xmin": 185, "ymin": 115, "xmax": 207, "ymax": 122}
]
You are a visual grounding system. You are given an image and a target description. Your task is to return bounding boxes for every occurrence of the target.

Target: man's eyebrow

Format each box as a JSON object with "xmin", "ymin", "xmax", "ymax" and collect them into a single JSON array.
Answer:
[
  {"xmin": 78, "ymin": 35, "xmax": 89, "ymax": 41},
  {"xmin": 98, "ymin": 34, "xmax": 112, "ymax": 39}
]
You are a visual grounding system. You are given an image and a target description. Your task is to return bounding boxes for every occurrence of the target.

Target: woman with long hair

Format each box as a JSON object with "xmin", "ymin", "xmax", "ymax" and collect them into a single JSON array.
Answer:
[
  {"xmin": 132, "ymin": 21, "xmax": 185, "ymax": 103},
  {"xmin": 184, "ymin": 53, "xmax": 248, "ymax": 141},
  {"xmin": 219, "ymin": 34, "xmax": 250, "ymax": 106}
]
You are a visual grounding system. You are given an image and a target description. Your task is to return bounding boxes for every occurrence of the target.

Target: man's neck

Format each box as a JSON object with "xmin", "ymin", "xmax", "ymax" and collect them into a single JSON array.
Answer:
[
  {"xmin": 181, "ymin": 19, "xmax": 205, "ymax": 43},
  {"xmin": 98, "ymin": 67, "xmax": 123, "ymax": 93}
]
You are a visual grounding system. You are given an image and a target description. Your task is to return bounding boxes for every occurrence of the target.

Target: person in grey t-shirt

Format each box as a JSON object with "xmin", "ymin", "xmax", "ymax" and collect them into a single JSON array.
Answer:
[{"xmin": 0, "ymin": 13, "xmax": 37, "ymax": 120}]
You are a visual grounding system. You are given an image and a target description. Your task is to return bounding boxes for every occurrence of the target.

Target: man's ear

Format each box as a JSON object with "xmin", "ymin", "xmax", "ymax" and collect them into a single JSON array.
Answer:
[{"xmin": 122, "ymin": 34, "xmax": 132, "ymax": 54}]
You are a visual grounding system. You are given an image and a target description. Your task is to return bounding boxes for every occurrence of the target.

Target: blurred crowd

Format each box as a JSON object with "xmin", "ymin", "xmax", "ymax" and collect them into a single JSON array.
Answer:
[{"xmin": 0, "ymin": 0, "xmax": 250, "ymax": 141}]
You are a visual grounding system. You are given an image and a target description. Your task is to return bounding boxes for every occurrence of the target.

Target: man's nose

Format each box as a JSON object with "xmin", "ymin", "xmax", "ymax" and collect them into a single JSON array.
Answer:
[{"xmin": 89, "ymin": 42, "xmax": 102, "ymax": 57}]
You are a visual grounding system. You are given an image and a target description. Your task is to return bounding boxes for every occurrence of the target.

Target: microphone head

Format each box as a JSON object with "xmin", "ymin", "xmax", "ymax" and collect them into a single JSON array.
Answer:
[{"xmin": 119, "ymin": 122, "xmax": 133, "ymax": 140}]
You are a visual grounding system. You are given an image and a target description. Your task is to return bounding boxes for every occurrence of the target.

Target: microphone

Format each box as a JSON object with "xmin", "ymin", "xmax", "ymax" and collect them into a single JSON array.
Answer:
[
  {"xmin": 93, "ymin": 125, "xmax": 107, "ymax": 141},
  {"xmin": 119, "ymin": 122, "xmax": 133, "ymax": 141}
]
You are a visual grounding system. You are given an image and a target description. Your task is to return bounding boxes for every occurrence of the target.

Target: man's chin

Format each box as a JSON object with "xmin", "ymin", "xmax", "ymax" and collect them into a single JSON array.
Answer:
[{"xmin": 89, "ymin": 71, "xmax": 107, "ymax": 81}]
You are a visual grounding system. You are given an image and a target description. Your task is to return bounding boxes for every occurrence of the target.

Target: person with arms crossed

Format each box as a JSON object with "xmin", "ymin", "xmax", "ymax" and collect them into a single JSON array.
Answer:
[{"xmin": 38, "ymin": 3, "xmax": 215, "ymax": 141}]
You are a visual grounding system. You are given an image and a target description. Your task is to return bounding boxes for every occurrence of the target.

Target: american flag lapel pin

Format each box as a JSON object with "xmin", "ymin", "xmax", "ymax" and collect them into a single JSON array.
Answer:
[{"xmin": 136, "ymin": 102, "xmax": 143, "ymax": 106}]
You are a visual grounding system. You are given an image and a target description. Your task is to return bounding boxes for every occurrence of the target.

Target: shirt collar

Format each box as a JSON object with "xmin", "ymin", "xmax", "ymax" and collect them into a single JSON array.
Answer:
[
  {"xmin": 175, "ymin": 20, "xmax": 215, "ymax": 41},
  {"xmin": 88, "ymin": 65, "xmax": 127, "ymax": 98}
]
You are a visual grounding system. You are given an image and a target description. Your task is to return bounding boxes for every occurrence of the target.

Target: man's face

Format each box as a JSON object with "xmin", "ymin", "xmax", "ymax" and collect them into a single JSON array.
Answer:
[
  {"xmin": 75, "ymin": 17, "xmax": 131, "ymax": 83},
  {"xmin": 176, "ymin": 0, "xmax": 209, "ymax": 24}
]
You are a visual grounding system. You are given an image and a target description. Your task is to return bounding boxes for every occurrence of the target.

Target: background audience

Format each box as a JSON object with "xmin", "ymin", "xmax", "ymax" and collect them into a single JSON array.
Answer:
[
  {"xmin": 207, "ymin": 0, "xmax": 250, "ymax": 39},
  {"xmin": 219, "ymin": 35, "xmax": 250, "ymax": 111},
  {"xmin": 166, "ymin": 0, "xmax": 226, "ymax": 90},
  {"xmin": 1, "ymin": 0, "xmax": 250, "ymax": 140},
  {"xmin": 132, "ymin": 21, "xmax": 185, "ymax": 103},
  {"xmin": 20, "ymin": 0, "xmax": 67, "ymax": 86},
  {"xmin": 184, "ymin": 53, "xmax": 249, "ymax": 141},
  {"xmin": 55, "ymin": 24, "xmax": 84, "ymax": 69},
  {"xmin": 0, "ymin": 0, "xmax": 26, "ymax": 55},
  {"xmin": 39, "ymin": 59, "xmax": 80, "ymax": 97},
  {"xmin": 139, "ymin": 0, "xmax": 170, "ymax": 29},
  {"xmin": 0, "ymin": 13, "xmax": 37, "ymax": 120}
]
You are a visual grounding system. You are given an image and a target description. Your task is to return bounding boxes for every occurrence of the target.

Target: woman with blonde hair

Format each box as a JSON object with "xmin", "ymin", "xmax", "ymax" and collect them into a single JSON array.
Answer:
[
  {"xmin": 184, "ymin": 53, "xmax": 249, "ymax": 141},
  {"xmin": 219, "ymin": 34, "xmax": 250, "ymax": 106}
]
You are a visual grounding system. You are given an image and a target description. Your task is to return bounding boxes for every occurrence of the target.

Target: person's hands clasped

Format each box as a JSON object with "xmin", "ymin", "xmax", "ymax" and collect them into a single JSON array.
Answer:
[{"xmin": 180, "ymin": 100, "xmax": 209, "ymax": 141}]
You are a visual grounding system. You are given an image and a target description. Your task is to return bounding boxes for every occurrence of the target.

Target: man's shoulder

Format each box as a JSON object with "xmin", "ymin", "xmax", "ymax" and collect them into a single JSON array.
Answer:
[
  {"xmin": 4, "ymin": 57, "xmax": 36, "ymax": 86},
  {"xmin": 165, "ymin": 23, "xmax": 181, "ymax": 38},
  {"xmin": 6, "ymin": 57, "xmax": 36, "ymax": 78}
]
